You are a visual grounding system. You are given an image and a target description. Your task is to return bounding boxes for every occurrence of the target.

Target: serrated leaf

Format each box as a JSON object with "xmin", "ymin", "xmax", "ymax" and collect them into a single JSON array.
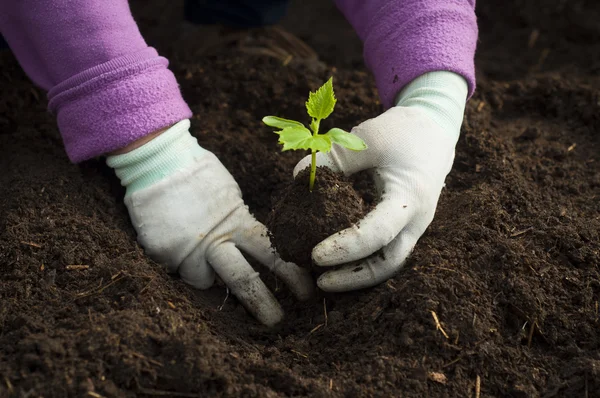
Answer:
[
  {"xmin": 324, "ymin": 128, "xmax": 368, "ymax": 151},
  {"xmin": 262, "ymin": 116, "xmax": 305, "ymax": 130},
  {"xmin": 306, "ymin": 77, "xmax": 337, "ymax": 121},
  {"xmin": 276, "ymin": 126, "xmax": 312, "ymax": 151},
  {"xmin": 277, "ymin": 126, "xmax": 332, "ymax": 152}
]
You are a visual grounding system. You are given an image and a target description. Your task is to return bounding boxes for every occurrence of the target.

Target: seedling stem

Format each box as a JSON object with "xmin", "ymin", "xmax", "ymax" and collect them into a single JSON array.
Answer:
[{"xmin": 310, "ymin": 150, "xmax": 317, "ymax": 191}]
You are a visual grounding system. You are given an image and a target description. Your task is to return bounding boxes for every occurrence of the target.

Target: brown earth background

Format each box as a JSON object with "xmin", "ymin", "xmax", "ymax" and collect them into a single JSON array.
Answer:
[{"xmin": 1, "ymin": 0, "xmax": 599, "ymax": 396}]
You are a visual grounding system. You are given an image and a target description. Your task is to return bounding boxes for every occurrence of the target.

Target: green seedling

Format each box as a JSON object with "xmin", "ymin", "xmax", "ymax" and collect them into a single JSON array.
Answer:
[{"xmin": 263, "ymin": 77, "xmax": 367, "ymax": 191}]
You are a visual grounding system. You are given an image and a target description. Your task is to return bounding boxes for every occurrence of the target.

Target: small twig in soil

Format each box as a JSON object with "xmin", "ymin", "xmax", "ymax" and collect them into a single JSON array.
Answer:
[
  {"xmin": 431, "ymin": 311, "xmax": 449, "ymax": 339},
  {"xmin": 323, "ymin": 298, "xmax": 328, "ymax": 327},
  {"xmin": 527, "ymin": 321, "xmax": 537, "ymax": 348},
  {"xmin": 528, "ymin": 265, "xmax": 538, "ymax": 275},
  {"xmin": 475, "ymin": 375, "xmax": 481, "ymax": 398},
  {"xmin": 436, "ymin": 266, "xmax": 458, "ymax": 273},
  {"xmin": 87, "ymin": 392, "xmax": 105, "ymax": 398},
  {"xmin": 290, "ymin": 349, "xmax": 308, "ymax": 359},
  {"xmin": 567, "ymin": 143, "xmax": 577, "ymax": 152},
  {"xmin": 138, "ymin": 277, "xmax": 156, "ymax": 295},
  {"xmin": 371, "ymin": 306, "xmax": 384, "ymax": 321},
  {"xmin": 442, "ymin": 356, "xmax": 463, "ymax": 368},
  {"xmin": 20, "ymin": 241, "xmax": 41, "ymax": 248},
  {"xmin": 510, "ymin": 227, "xmax": 533, "ymax": 238},
  {"xmin": 218, "ymin": 288, "xmax": 230, "ymax": 311},
  {"xmin": 66, "ymin": 264, "xmax": 90, "ymax": 270},
  {"xmin": 111, "ymin": 271, "xmax": 123, "ymax": 280},
  {"xmin": 4, "ymin": 376, "xmax": 13, "ymax": 393},
  {"xmin": 75, "ymin": 275, "xmax": 126, "ymax": 299},
  {"xmin": 329, "ymin": 379, "xmax": 333, "ymax": 390},
  {"xmin": 521, "ymin": 321, "xmax": 528, "ymax": 333},
  {"xmin": 386, "ymin": 280, "xmax": 397, "ymax": 291},
  {"xmin": 309, "ymin": 324, "xmax": 324, "ymax": 334},
  {"xmin": 137, "ymin": 386, "xmax": 199, "ymax": 397},
  {"xmin": 131, "ymin": 351, "xmax": 164, "ymax": 367},
  {"xmin": 477, "ymin": 101, "xmax": 485, "ymax": 112}
]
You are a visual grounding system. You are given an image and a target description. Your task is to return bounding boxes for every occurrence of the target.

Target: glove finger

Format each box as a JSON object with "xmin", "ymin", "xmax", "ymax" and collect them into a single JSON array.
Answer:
[
  {"xmin": 312, "ymin": 196, "xmax": 413, "ymax": 266},
  {"xmin": 236, "ymin": 216, "xmax": 315, "ymax": 301},
  {"xmin": 293, "ymin": 152, "xmax": 342, "ymax": 178},
  {"xmin": 207, "ymin": 242, "xmax": 284, "ymax": 326},
  {"xmin": 317, "ymin": 230, "xmax": 417, "ymax": 292},
  {"xmin": 178, "ymin": 247, "xmax": 216, "ymax": 289}
]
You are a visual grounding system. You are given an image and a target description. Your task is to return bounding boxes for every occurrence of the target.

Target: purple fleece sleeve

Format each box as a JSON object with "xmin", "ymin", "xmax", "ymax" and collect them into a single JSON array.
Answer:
[
  {"xmin": 0, "ymin": 1, "xmax": 192, "ymax": 163},
  {"xmin": 334, "ymin": 0, "xmax": 478, "ymax": 108}
]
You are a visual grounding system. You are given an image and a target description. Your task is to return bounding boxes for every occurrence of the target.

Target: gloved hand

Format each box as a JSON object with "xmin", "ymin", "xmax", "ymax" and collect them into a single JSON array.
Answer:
[
  {"xmin": 294, "ymin": 71, "xmax": 468, "ymax": 292},
  {"xmin": 107, "ymin": 120, "xmax": 314, "ymax": 326}
]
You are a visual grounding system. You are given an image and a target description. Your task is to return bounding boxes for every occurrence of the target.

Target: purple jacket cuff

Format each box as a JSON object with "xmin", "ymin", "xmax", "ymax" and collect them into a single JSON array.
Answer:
[
  {"xmin": 335, "ymin": 0, "xmax": 478, "ymax": 108},
  {"xmin": 47, "ymin": 48, "xmax": 192, "ymax": 163}
]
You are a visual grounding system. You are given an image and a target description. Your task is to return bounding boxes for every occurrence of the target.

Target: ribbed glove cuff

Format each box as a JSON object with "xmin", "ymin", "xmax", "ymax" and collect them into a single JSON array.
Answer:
[
  {"xmin": 106, "ymin": 119, "xmax": 206, "ymax": 195},
  {"xmin": 395, "ymin": 71, "xmax": 468, "ymax": 139}
]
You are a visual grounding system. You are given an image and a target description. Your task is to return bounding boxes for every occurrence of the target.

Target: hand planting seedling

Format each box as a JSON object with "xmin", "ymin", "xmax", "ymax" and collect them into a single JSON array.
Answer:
[
  {"xmin": 264, "ymin": 78, "xmax": 374, "ymax": 269},
  {"xmin": 263, "ymin": 77, "xmax": 367, "ymax": 191}
]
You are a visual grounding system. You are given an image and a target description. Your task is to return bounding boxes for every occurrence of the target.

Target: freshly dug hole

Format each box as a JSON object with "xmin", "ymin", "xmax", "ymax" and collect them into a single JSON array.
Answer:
[{"xmin": 266, "ymin": 166, "xmax": 365, "ymax": 268}]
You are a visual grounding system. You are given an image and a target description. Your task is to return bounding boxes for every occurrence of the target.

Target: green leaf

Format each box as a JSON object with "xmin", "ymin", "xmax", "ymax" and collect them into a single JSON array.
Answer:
[
  {"xmin": 276, "ymin": 126, "xmax": 312, "ymax": 151},
  {"xmin": 308, "ymin": 135, "xmax": 333, "ymax": 153},
  {"xmin": 262, "ymin": 116, "xmax": 305, "ymax": 130},
  {"xmin": 306, "ymin": 77, "xmax": 337, "ymax": 121},
  {"xmin": 324, "ymin": 128, "xmax": 368, "ymax": 151},
  {"xmin": 276, "ymin": 126, "xmax": 332, "ymax": 152}
]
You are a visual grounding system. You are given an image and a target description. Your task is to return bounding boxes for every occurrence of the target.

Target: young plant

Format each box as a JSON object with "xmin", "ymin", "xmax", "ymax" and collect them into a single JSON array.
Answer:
[{"xmin": 262, "ymin": 77, "xmax": 367, "ymax": 191}]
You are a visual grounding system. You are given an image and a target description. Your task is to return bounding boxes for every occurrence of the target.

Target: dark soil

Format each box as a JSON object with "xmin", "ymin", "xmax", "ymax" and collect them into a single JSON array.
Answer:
[
  {"xmin": 266, "ymin": 167, "xmax": 366, "ymax": 268},
  {"xmin": 1, "ymin": 0, "xmax": 599, "ymax": 397}
]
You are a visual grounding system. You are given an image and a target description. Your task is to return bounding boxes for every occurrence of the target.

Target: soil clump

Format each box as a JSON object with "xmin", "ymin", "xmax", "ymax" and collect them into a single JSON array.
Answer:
[{"xmin": 267, "ymin": 166, "xmax": 366, "ymax": 268}]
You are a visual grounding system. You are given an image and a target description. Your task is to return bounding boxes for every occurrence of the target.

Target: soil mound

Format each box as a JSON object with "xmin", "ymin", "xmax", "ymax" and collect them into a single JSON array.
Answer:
[{"xmin": 1, "ymin": 0, "xmax": 598, "ymax": 396}]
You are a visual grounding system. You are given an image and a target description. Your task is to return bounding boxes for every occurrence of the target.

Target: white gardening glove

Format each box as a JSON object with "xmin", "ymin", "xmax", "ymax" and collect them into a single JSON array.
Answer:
[
  {"xmin": 107, "ymin": 120, "xmax": 314, "ymax": 326},
  {"xmin": 294, "ymin": 71, "xmax": 468, "ymax": 292}
]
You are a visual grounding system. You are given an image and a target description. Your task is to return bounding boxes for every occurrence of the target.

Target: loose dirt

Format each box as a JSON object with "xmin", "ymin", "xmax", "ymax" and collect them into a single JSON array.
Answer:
[{"xmin": 0, "ymin": 0, "xmax": 598, "ymax": 397}]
